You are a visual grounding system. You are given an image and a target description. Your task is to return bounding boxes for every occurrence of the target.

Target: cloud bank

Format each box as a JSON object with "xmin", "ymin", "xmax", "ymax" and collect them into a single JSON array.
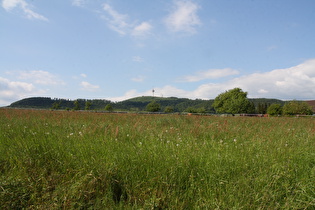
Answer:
[
  {"xmin": 111, "ymin": 59, "xmax": 315, "ymax": 101},
  {"xmin": 0, "ymin": 70, "xmax": 64, "ymax": 106},
  {"xmin": 0, "ymin": 77, "xmax": 40, "ymax": 106}
]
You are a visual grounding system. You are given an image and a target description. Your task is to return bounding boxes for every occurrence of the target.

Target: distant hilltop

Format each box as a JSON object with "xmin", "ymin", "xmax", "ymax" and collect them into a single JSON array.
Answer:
[{"xmin": 6, "ymin": 96, "xmax": 302, "ymax": 114}]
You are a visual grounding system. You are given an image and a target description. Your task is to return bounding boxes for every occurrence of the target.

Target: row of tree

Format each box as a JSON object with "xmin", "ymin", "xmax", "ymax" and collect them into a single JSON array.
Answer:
[
  {"xmin": 212, "ymin": 88, "xmax": 313, "ymax": 116},
  {"xmin": 9, "ymin": 89, "xmax": 313, "ymax": 115},
  {"xmin": 144, "ymin": 88, "xmax": 313, "ymax": 116},
  {"xmin": 267, "ymin": 101, "xmax": 313, "ymax": 116}
]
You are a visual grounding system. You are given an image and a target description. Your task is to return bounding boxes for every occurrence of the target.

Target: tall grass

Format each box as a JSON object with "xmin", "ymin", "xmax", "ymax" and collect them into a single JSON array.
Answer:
[{"xmin": 0, "ymin": 109, "xmax": 315, "ymax": 209}]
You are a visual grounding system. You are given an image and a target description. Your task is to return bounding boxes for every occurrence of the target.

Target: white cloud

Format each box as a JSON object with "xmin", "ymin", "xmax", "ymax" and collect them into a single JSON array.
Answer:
[
  {"xmin": 2, "ymin": 0, "xmax": 48, "ymax": 21},
  {"xmin": 16, "ymin": 70, "xmax": 65, "ymax": 85},
  {"xmin": 0, "ymin": 70, "xmax": 67, "ymax": 105},
  {"xmin": 102, "ymin": 3, "xmax": 130, "ymax": 36},
  {"xmin": 131, "ymin": 75, "xmax": 145, "ymax": 82},
  {"xmin": 0, "ymin": 76, "xmax": 44, "ymax": 106},
  {"xmin": 258, "ymin": 89, "xmax": 268, "ymax": 94},
  {"xmin": 131, "ymin": 22, "xmax": 153, "ymax": 37},
  {"xmin": 101, "ymin": 3, "xmax": 152, "ymax": 37},
  {"xmin": 165, "ymin": 0, "xmax": 201, "ymax": 34},
  {"xmin": 0, "ymin": 77, "xmax": 34, "ymax": 92},
  {"xmin": 108, "ymin": 89, "xmax": 140, "ymax": 102},
  {"xmin": 72, "ymin": 0, "xmax": 85, "ymax": 7},
  {"xmin": 267, "ymin": 45, "xmax": 278, "ymax": 51},
  {"xmin": 132, "ymin": 56, "xmax": 144, "ymax": 62},
  {"xmin": 80, "ymin": 73, "xmax": 87, "ymax": 78},
  {"xmin": 2, "ymin": 0, "xmax": 22, "ymax": 10},
  {"xmin": 190, "ymin": 59, "xmax": 315, "ymax": 100},
  {"xmin": 80, "ymin": 81, "xmax": 100, "ymax": 92},
  {"xmin": 178, "ymin": 68, "xmax": 240, "ymax": 82}
]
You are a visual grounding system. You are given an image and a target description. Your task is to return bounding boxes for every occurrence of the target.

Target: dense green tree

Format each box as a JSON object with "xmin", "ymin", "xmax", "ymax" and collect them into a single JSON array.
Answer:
[
  {"xmin": 51, "ymin": 101, "xmax": 61, "ymax": 110},
  {"xmin": 282, "ymin": 101, "xmax": 313, "ymax": 115},
  {"xmin": 85, "ymin": 101, "xmax": 92, "ymax": 110},
  {"xmin": 248, "ymin": 101, "xmax": 256, "ymax": 114},
  {"xmin": 185, "ymin": 107, "xmax": 197, "ymax": 113},
  {"xmin": 104, "ymin": 104, "xmax": 113, "ymax": 111},
  {"xmin": 146, "ymin": 101, "xmax": 161, "ymax": 112},
  {"xmin": 197, "ymin": 107, "xmax": 206, "ymax": 114},
  {"xmin": 164, "ymin": 106, "xmax": 174, "ymax": 113},
  {"xmin": 73, "ymin": 100, "xmax": 80, "ymax": 110},
  {"xmin": 257, "ymin": 102, "xmax": 269, "ymax": 114},
  {"xmin": 212, "ymin": 88, "xmax": 252, "ymax": 114},
  {"xmin": 267, "ymin": 103, "xmax": 282, "ymax": 116}
]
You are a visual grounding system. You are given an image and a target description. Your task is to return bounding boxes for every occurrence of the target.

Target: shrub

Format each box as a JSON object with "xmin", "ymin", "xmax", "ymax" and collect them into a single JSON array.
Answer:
[
  {"xmin": 146, "ymin": 101, "xmax": 161, "ymax": 112},
  {"xmin": 105, "ymin": 104, "xmax": 113, "ymax": 111},
  {"xmin": 164, "ymin": 106, "xmax": 174, "ymax": 113},
  {"xmin": 267, "ymin": 103, "xmax": 282, "ymax": 116},
  {"xmin": 282, "ymin": 101, "xmax": 313, "ymax": 115}
]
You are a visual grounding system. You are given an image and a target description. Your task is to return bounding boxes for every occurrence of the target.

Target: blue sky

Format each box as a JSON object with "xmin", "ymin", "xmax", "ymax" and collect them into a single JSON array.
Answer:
[{"xmin": 1, "ymin": 0, "xmax": 315, "ymax": 106}]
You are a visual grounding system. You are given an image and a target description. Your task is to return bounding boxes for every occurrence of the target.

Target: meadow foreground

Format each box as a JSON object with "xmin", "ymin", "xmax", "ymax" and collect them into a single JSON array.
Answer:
[{"xmin": 0, "ymin": 109, "xmax": 314, "ymax": 209}]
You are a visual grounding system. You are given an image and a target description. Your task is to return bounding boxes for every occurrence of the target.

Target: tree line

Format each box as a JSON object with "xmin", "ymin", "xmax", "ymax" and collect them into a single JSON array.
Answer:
[
  {"xmin": 212, "ymin": 88, "xmax": 313, "ymax": 116},
  {"xmin": 8, "ymin": 89, "xmax": 313, "ymax": 116}
]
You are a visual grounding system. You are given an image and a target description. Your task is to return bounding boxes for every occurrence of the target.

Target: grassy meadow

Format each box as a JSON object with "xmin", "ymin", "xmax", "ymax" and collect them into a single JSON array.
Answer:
[{"xmin": 1, "ymin": 108, "xmax": 315, "ymax": 209}]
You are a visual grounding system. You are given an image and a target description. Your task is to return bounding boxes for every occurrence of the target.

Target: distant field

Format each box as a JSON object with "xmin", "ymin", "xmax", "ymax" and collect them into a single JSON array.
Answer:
[{"xmin": 1, "ymin": 108, "xmax": 315, "ymax": 209}]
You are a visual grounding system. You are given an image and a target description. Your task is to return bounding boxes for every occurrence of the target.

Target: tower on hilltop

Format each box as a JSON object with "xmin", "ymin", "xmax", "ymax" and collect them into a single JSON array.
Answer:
[{"xmin": 152, "ymin": 88, "xmax": 155, "ymax": 97}]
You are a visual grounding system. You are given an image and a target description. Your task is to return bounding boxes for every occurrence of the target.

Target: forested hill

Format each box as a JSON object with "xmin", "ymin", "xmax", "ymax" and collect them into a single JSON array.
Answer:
[{"xmin": 8, "ymin": 96, "xmax": 286, "ymax": 113}]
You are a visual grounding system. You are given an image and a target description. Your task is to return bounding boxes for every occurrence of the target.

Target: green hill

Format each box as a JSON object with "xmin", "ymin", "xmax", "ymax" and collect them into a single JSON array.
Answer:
[
  {"xmin": 114, "ymin": 96, "xmax": 214, "ymax": 112},
  {"xmin": 9, "ymin": 97, "xmax": 111, "ymax": 111},
  {"xmin": 8, "ymin": 96, "xmax": 287, "ymax": 113}
]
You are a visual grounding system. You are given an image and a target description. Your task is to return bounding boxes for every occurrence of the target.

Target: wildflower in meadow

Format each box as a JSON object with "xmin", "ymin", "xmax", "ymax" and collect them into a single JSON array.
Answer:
[{"xmin": 67, "ymin": 133, "xmax": 74, "ymax": 138}]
